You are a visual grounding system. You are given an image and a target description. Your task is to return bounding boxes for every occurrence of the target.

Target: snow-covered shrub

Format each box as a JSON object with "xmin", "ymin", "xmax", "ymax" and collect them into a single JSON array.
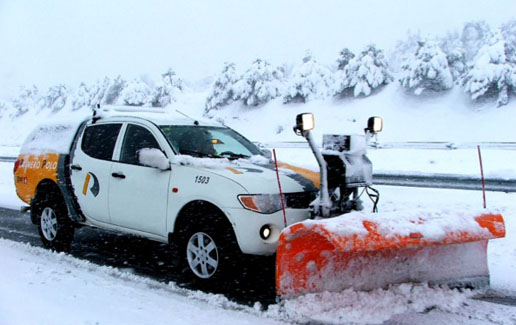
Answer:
[
  {"xmin": 235, "ymin": 59, "xmax": 284, "ymax": 106},
  {"xmin": 152, "ymin": 68, "xmax": 184, "ymax": 107},
  {"xmin": 341, "ymin": 44, "xmax": 392, "ymax": 97},
  {"xmin": 462, "ymin": 34, "xmax": 515, "ymax": 107},
  {"xmin": 119, "ymin": 79, "xmax": 153, "ymax": 106},
  {"xmin": 205, "ymin": 62, "xmax": 239, "ymax": 111},
  {"xmin": 103, "ymin": 76, "xmax": 126, "ymax": 105},
  {"xmin": 72, "ymin": 82, "xmax": 92, "ymax": 110},
  {"xmin": 11, "ymin": 86, "xmax": 40, "ymax": 117},
  {"xmin": 399, "ymin": 40, "xmax": 453, "ymax": 95},
  {"xmin": 44, "ymin": 84, "xmax": 68, "ymax": 112},
  {"xmin": 283, "ymin": 52, "xmax": 335, "ymax": 103},
  {"xmin": 461, "ymin": 20, "xmax": 492, "ymax": 62}
]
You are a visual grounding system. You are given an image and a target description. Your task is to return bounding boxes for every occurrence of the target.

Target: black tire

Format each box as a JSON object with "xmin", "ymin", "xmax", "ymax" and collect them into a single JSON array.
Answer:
[
  {"xmin": 179, "ymin": 211, "xmax": 241, "ymax": 286},
  {"xmin": 32, "ymin": 192, "xmax": 75, "ymax": 252}
]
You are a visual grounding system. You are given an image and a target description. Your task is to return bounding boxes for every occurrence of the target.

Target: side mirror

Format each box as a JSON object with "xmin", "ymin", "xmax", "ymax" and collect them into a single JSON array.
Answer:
[
  {"xmin": 366, "ymin": 116, "xmax": 383, "ymax": 134},
  {"xmin": 293, "ymin": 113, "xmax": 315, "ymax": 136},
  {"xmin": 138, "ymin": 148, "xmax": 170, "ymax": 170}
]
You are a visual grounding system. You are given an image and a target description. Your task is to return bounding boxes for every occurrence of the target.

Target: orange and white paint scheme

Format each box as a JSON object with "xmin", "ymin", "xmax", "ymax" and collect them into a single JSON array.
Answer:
[{"xmin": 14, "ymin": 153, "xmax": 60, "ymax": 204}]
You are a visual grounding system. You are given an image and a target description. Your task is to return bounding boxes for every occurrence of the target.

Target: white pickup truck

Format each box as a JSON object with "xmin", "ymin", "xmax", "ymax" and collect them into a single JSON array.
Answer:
[{"xmin": 14, "ymin": 106, "xmax": 318, "ymax": 281}]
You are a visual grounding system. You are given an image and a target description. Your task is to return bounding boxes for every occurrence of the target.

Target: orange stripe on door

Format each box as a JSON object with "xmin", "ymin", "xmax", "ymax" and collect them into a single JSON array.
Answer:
[{"xmin": 82, "ymin": 173, "xmax": 91, "ymax": 195}]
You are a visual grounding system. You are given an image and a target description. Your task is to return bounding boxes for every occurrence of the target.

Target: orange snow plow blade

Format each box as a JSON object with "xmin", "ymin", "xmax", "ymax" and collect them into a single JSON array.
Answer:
[{"xmin": 276, "ymin": 212, "xmax": 505, "ymax": 296}]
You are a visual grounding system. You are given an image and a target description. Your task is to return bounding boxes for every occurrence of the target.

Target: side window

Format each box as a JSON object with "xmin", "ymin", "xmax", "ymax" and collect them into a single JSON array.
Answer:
[
  {"xmin": 120, "ymin": 124, "xmax": 161, "ymax": 165},
  {"xmin": 81, "ymin": 124, "xmax": 122, "ymax": 160}
]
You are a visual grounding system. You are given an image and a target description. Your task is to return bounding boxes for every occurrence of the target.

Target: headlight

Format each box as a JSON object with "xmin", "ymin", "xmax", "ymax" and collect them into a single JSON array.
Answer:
[{"xmin": 238, "ymin": 194, "xmax": 283, "ymax": 214}]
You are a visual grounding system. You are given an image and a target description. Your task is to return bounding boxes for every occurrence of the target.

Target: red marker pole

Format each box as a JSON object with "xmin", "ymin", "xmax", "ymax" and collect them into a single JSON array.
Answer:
[
  {"xmin": 273, "ymin": 149, "xmax": 288, "ymax": 227},
  {"xmin": 477, "ymin": 145, "xmax": 487, "ymax": 209}
]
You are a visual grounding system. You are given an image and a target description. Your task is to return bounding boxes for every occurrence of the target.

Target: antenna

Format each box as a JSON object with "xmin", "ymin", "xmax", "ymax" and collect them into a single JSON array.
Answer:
[{"xmin": 176, "ymin": 109, "xmax": 199, "ymax": 126}]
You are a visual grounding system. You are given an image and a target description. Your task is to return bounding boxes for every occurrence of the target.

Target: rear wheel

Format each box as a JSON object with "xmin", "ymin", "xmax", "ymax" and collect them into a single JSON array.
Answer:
[{"xmin": 33, "ymin": 192, "xmax": 75, "ymax": 251}]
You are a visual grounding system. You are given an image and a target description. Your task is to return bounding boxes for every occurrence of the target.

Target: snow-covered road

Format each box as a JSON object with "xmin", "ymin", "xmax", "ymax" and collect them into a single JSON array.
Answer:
[{"xmin": 1, "ymin": 160, "xmax": 515, "ymax": 324}]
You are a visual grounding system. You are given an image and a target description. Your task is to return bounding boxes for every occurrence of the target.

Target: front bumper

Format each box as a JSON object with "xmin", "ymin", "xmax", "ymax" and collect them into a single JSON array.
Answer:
[{"xmin": 224, "ymin": 207, "xmax": 310, "ymax": 255}]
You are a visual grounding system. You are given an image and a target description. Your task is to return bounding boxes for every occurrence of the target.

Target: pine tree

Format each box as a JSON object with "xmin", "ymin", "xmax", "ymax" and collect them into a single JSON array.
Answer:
[
  {"xmin": 440, "ymin": 31, "xmax": 468, "ymax": 81},
  {"xmin": 89, "ymin": 77, "xmax": 111, "ymax": 107},
  {"xmin": 152, "ymin": 68, "xmax": 184, "ymax": 107},
  {"xmin": 44, "ymin": 84, "xmax": 68, "ymax": 112},
  {"xmin": 462, "ymin": 33, "xmax": 515, "ymax": 107},
  {"xmin": 283, "ymin": 52, "xmax": 335, "ymax": 103},
  {"xmin": 236, "ymin": 59, "xmax": 284, "ymax": 106},
  {"xmin": 72, "ymin": 82, "xmax": 91, "ymax": 110},
  {"xmin": 337, "ymin": 48, "xmax": 355, "ymax": 70},
  {"xmin": 399, "ymin": 40, "xmax": 453, "ymax": 95},
  {"xmin": 104, "ymin": 76, "xmax": 126, "ymax": 105},
  {"xmin": 12, "ymin": 85, "xmax": 39, "ymax": 117},
  {"xmin": 119, "ymin": 79, "xmax": 153, "ymax": 106},
  {"xmin": 205, "ymin": 62, "xmax": 239, "ymax": 111},
  {"xmin": 343, "ymin": 44, "xmax": 392, "ymax": 97},
  {"xmin": 461, "ymin": 21, "xmax": 492, "ymax": 62}
]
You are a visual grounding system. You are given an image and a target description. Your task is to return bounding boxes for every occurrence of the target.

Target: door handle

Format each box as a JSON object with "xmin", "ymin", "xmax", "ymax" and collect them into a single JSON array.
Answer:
[
  {"xmin": 71, "ymin": 164, "xmax": 82, "ymax": 171},
  {"xmin": 111, "ymin": 172, "xmax": 126, "ymax": 179}
]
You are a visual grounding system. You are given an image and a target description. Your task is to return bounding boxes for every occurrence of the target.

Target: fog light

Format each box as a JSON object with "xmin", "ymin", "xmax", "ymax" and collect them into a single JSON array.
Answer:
[{"xmin": 260, "ymin": 225, "xmax": 271, "ymax": 240}]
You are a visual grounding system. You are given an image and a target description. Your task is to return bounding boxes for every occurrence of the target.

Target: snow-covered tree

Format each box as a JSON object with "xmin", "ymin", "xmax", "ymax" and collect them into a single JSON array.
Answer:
[
  {"xmin": 461, "ymin": 21, "xmax": 492, "ymax": 62},
  {"xmin": 152, "ymin": 68, "xmax": 184, "ymax": 107},
  {"xmin": 389, "ymin": 31, "xmax": 422, "ymax": 72},
  {"xmin": 103, "ymin": 76, "xmax": 126, "ymax": 105},
  {"xmin": 462, "ymin": 34, "xmax": 515, "ymax": 107},
  {"xmin": 119, "ymin": 79, "xmax": 153, "ymax": 106},
  {"xmin": 337, "ymin": 48, "xmax": 355, "ymax": 70},
  {"xmin": 44, "ymin": 84, "xmax": 67, "ymax": 112},
  {"xmin": 399, "ymin": 40, "xmax": 453, "ymax": 95},
  {"xmin": 205, "ymin": 62, "xmax": 239, "ymax": 111},
  {"xmin": 283, "ymin": 52, "xmax": 335, "ymax": 103},
  {"xmin": 341, "ymin": 44, "xmax": 392, "ymax": 97},
  {"xmin": 439, "ymin": 31, "xmax": 468, "ymax": 81},
  {"xmin": 72, "ymin": 83, "xmax": 92, "ymax": 110},
  {"xmin": 88, "ymin": 77, "xmax": 111, "ymax": 107},
  {"xmin": 0, "ymin": 101, "xmax": 9, "ymax": 119},
  {"xmin": 11, "ymin": 85, "xmax": 39, "ymax": 117},
  {"xmin": 235, "ymin": 59, "xmax": 284, "ymax": 106}
]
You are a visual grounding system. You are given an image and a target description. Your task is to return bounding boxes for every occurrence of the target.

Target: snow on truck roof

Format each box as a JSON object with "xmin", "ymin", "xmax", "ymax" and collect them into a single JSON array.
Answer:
[{"xmin": 19, "ymin": 106, "xmax": 222, "ymax": 155}]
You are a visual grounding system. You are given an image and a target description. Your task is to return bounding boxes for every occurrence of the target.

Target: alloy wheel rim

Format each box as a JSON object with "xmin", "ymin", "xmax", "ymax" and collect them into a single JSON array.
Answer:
[
  {"xmin": 41, "ymin": 207, "xmax": 58, "ymax": 241},
  {"xmin": 186, "ymin": 232, "xmax": 219, "ymax": 279}
]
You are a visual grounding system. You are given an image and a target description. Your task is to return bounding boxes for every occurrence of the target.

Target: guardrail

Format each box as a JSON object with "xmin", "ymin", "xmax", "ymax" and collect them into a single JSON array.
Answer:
[
  {"xmin": 373, "ymin": 172, "xmax": 516, "ymax": 193},
  {"xmin": 258, "ymin": 141, "xmax": 516, "ymax": 150},
  {"xmin": 0, "ymin": 156, "xmax": 16, "ymax": 162}
]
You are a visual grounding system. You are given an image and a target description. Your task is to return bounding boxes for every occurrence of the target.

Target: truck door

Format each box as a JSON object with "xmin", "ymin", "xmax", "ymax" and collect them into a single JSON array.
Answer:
[
  {"xmin": 109, "ymin": 123, "xmax": 170, "ymax": 237},
  {"xmin": 70, "ymin": 123, "xmax": 123, "ymax": 224}
]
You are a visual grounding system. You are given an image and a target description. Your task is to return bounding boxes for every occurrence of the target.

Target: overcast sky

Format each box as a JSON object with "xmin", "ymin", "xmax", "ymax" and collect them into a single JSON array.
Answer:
[{"xmin": 0, "ymin": 0, "xmax": 514, "ymax": 98}]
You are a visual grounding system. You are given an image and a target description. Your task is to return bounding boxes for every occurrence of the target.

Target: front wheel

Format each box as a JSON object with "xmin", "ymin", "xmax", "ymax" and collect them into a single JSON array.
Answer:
[
  {"xmin": 34, "ymin": 194, "xmax": 75, "ymax": 251},
  {"xmin": 186, "ymin": 231, "xmax": 220, "ymax": 279},
  {"xmin": 180, "ymin": 221, "xmax": 241, "ymax": 284}
]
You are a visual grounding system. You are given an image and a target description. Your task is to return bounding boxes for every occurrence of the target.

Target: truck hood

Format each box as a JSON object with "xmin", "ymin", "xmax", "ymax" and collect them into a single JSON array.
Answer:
[{"xmin": 175, "ymin": 155, "xmax": 319, "ymax": 194}]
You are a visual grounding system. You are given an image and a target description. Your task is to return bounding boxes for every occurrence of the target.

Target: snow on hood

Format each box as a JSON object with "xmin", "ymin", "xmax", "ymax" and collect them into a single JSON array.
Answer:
[{"xmin": 173, "ymin": 154, "xmax": 317, "ymax": 194}]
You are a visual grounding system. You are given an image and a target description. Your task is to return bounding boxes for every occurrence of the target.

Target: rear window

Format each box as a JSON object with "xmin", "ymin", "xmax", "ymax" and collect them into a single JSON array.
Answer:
[{"xmin": 81, "ymin": 124, "xmax": 122, "ymax": 160}]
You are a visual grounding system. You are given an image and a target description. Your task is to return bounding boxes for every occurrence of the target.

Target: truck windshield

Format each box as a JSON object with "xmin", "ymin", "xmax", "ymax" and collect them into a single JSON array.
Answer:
[{"xmin": 159, "ymin": 125, "xmax": 262, "ymax": 159}]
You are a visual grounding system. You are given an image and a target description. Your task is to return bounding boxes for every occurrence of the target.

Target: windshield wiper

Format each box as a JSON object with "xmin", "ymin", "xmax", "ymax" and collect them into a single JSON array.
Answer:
[
  {"xmin": 219, "ymin": 152, "xmax": 250, "ymax": 160},
  {"xmin": 180, "ymin": 149, "xmax": 219, "ymax": 158}
]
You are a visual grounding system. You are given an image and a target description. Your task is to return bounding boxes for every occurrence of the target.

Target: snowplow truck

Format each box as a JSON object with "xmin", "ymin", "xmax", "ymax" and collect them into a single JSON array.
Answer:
[{"xmin": 275, "ymin": 113, "xmax": 505, "ymax": 297}]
